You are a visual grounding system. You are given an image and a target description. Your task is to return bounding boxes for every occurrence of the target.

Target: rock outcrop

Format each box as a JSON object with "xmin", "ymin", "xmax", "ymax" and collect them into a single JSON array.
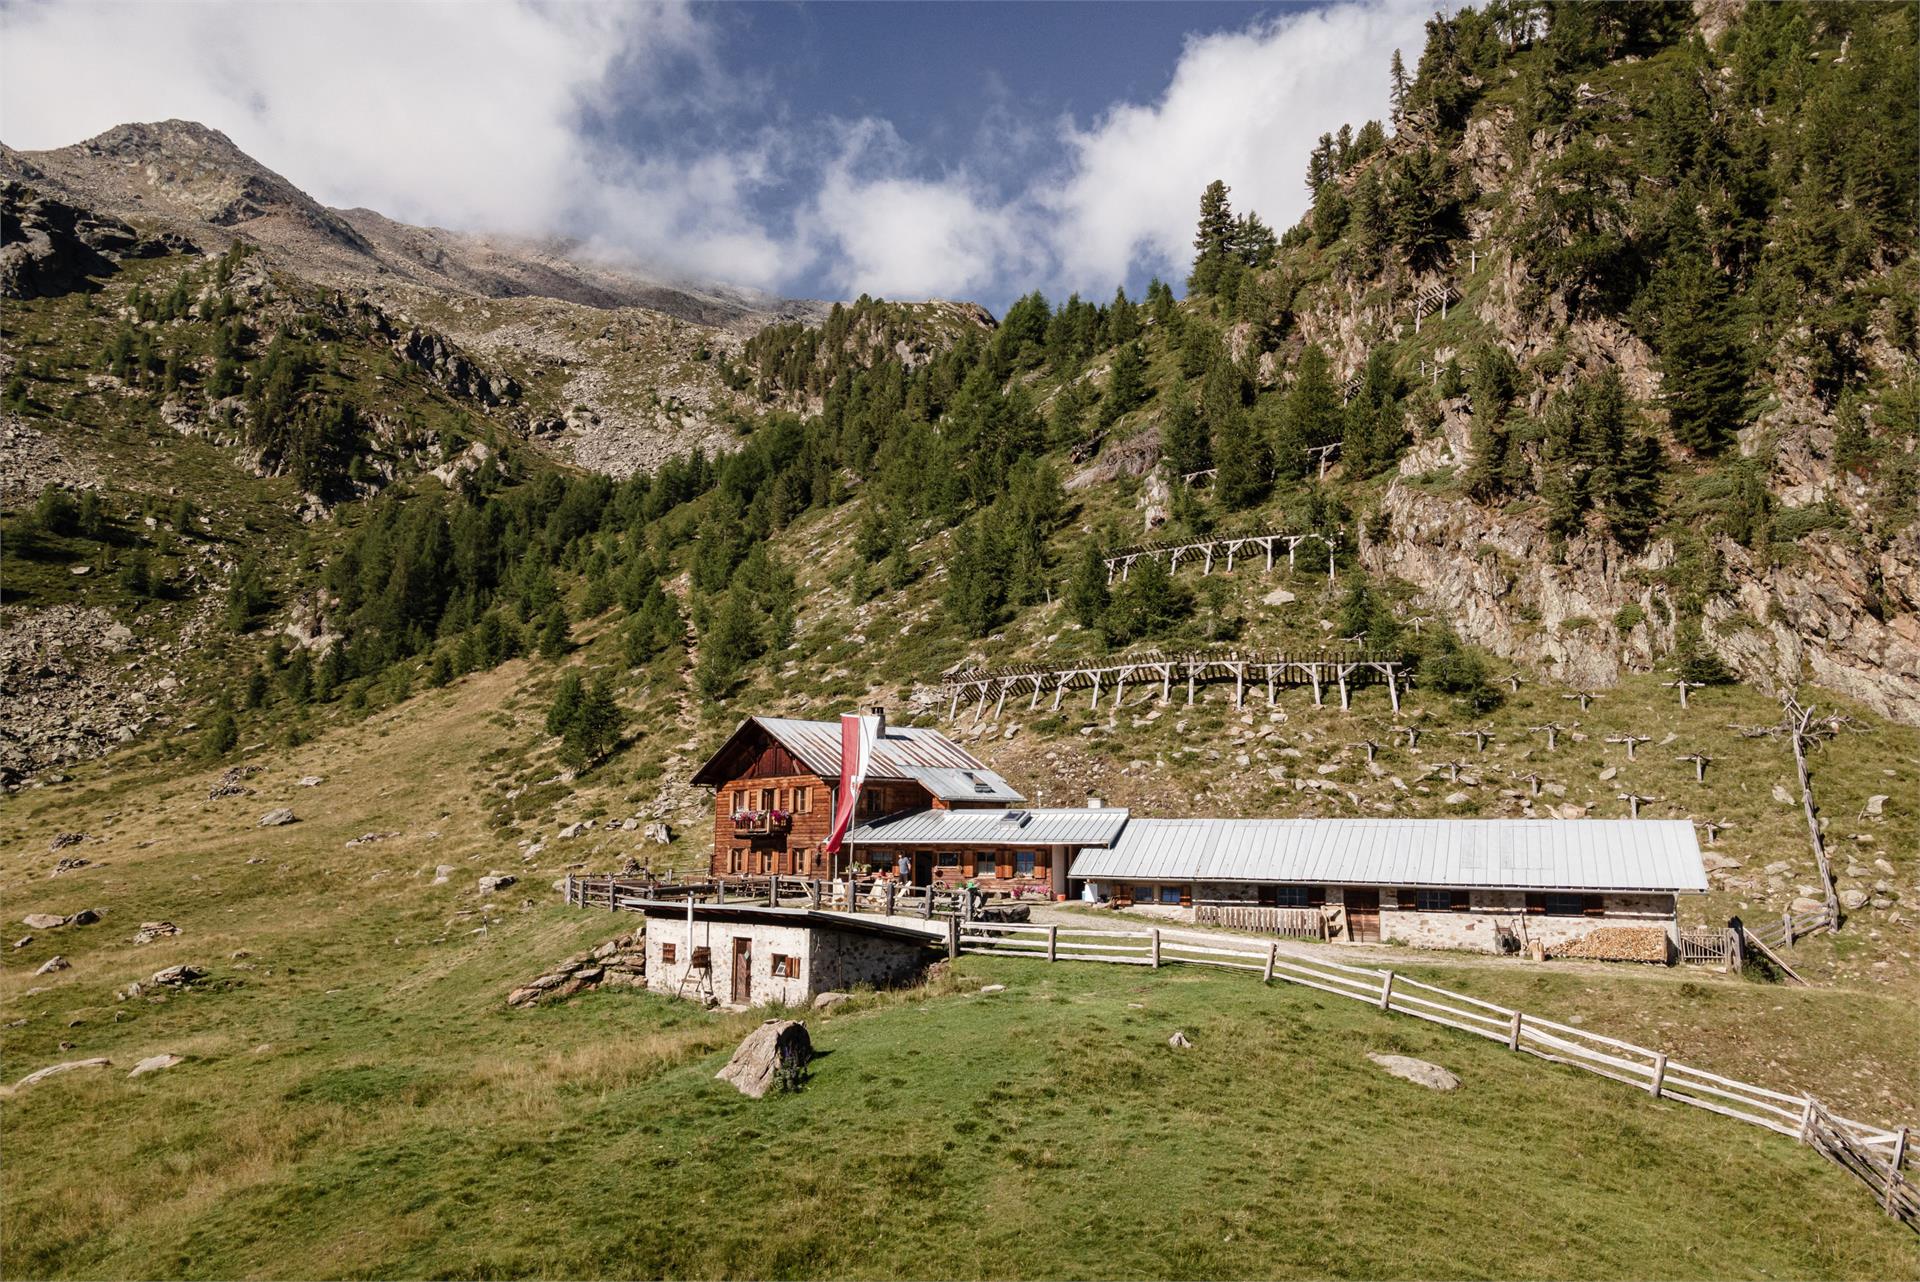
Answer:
[{"xmin": 715, "ymin": 1019, "xmax": 813, "ymax": 1099}]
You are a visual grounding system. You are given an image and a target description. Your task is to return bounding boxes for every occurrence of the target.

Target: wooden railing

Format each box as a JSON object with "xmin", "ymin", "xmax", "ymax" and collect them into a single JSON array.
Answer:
[
  {"xmin": 951, "ymin": 920, "xmax": 1915, "ymax": 1229},
  {"xmin": 1746, "ymin": 907, "xmax": 1834, "ymax": 952},
  {"xmin": 1195, "ymin": 903, "xmax": 1330, "ymax": 941}
]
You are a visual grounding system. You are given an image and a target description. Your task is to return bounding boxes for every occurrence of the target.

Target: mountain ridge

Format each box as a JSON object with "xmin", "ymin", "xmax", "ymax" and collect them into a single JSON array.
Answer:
[{"xmin": 1, "ymin": 119, "xmax": 830, "ymax": 330}]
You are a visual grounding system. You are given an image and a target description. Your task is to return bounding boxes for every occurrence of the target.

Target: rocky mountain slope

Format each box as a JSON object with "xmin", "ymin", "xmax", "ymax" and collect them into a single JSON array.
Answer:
[{"xmin": 1, "ymin": 121, "xmax": 824, "ymax": 329}]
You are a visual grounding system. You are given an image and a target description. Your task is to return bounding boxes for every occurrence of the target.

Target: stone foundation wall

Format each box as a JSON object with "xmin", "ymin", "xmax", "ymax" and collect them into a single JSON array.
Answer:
[
  {"xmin": 645, "ymin": 919, "xmax": 931, "ymax": 1007},
  {"xmin": 1379, "ymin": 891, "xmax": 1677, "ymax": 953}
]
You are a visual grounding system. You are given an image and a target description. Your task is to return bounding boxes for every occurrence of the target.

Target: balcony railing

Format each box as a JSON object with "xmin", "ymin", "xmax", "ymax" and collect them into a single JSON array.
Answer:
[{"xmin": 731, "ymin": 809, "xmax": 792, "ymax": 836}]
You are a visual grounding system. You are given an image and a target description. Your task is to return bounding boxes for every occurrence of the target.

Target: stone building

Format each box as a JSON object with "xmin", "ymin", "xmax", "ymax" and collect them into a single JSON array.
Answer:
[
  {"xmin": 639, "ymin": 902, "xmax": 939, "ymax": 1008},
  {"xmin": 1069, "ymin": 818, "xmax": 1707, "ymax": 954}
]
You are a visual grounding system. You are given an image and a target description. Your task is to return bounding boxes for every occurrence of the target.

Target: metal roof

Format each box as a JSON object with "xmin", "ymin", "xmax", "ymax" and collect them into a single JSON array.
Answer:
[
  {"xmin": 847, "ymin": 807, "xmax": 1131, "ymax": 847},
  {"xmin": 1070, "ymin": 818, "xmax": 1707, "ymax": 893},
  {"xmin": 691, "ymin": 716, "xmax": 1025, "ymax": 803},
  {"xmin": 633, "ymin": 902, "xmax": 944, "ymax": 945}
]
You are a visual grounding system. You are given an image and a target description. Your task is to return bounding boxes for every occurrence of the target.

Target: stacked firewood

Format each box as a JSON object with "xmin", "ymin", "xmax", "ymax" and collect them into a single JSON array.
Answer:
[{"xmin": 1548, "ymin": 926, "xmax": 1669, "ymax": 964}]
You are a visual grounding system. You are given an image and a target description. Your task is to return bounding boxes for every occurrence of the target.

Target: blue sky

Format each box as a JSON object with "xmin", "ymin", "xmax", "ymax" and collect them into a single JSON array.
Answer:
[{"xmin": 1, "ymin": 0, "xmax": 1429, "ymax": 313}]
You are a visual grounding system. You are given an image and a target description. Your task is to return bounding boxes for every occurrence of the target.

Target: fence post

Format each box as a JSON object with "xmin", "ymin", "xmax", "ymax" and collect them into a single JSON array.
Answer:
[
  {"xmin": 1264, "ymin": 942, "xmax": 1277, "ymax": 984},
  {"xmin": 1799, "ymin": 1097, "xmax": 1817, "ymax": 1143},
  {"xmin": 922, "ymin": 887, "xmax": 933, "ymax": 919},
  {"xmin": 1151, "ymin": 929, "xmax": 1161, "ymax": 969},
  {"xmin": 1507, "ymin": 1011, "xmax": 1522, "ymax": 1051},
  {"xmin": 947, "ymin": 914, "xmax": 960, "ymax": 960},
  {"xmin": 884, "ymin": 880, "xmax": 896, "ymax": 918},
  {"xmin": 564, "ymin": 873, "xmax": 574, "ymax": 907},
  {"xmin": 606, "ymin": 873, "xmax": 615, "ymax": 911},
  {"xmin": 1889, "ymin": 1129, "xmax": 1911, "ymax": 1215},
  {"xmin": 1379, "ymin": 970, "xmax": 1396, "ymax": 1011},
  {"xmin": 1048, "ymin": 925, "xmax": 1058, "ymax": 963},
  {"xmin": 1650, "ymin": 1053, "xmax": 1668, "ymax": 1100}
]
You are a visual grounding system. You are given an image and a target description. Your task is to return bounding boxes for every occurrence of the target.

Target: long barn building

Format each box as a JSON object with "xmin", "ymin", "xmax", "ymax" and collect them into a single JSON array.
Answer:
[{"xmin": 690, "ymin": 712, "xmax": 1709, "ymax": 954}]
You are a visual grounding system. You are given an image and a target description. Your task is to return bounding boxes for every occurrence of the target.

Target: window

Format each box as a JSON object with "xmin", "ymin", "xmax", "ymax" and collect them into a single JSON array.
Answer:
[
  {"xmin": 975, "ymin": 854, "xmax": 996, "ymax": 878},
  {"xmin": 795, "ymin": 787, "xmax": 811, "ymax": 813},
  {"xmin": 1542, "ymin": 892, "xmax": 1601, "ymax": 917},
  {"xmin": 770, "ymin": 954, "xmax": 800, "ymax": 979},
  {"xmin": 1015, "ymin": 851, "xmax": 1036, "ymax": 877},
  {"xmin": 1272, "ymin": 885, "xmax": 1319, "ymax": 908},
  {"xmin": 662, "ymin": 943, "xmax": 677, "ymax": 964},
  {"xmin": 1416, "ymin": 889, "xmax": 1452, "ymax": 913},
  {"xmin": 938, "ymin": 852, "xmax": 959, "ymax": 867},
  {"xmin": 727, "ymin": 848, "xmax": 742, "ymax": 874},
  {"xmin": 1159, "ymin": 885, "xmax": 1183, "ymax": 905}
]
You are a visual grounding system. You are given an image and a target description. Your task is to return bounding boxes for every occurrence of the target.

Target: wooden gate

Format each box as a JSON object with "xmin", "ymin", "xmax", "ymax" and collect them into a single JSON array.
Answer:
[
  {"xmin": 1347, "ymin": 889, "xmax": 1381, "ymax": 943},
  {"xmin": 730, "ymin": 936, "xmax": 753, "ymax": 1005}
]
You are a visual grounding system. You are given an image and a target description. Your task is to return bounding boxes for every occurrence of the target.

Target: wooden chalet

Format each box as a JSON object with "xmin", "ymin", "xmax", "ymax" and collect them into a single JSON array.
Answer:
[{"xmin": 689, "ymin": 709, "xmax": 1024, "ymax": 881}]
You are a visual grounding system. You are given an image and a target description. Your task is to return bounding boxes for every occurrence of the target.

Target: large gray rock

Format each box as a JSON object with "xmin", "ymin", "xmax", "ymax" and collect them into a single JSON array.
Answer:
[
  {"xmin": 716, "ymin": 1020, "xmax": 813, "ymax": 1099},
  {"xmin": 34, "ymin": 954, "xmax": 69, "ymax": 975},
  {"xmin": 478, "ymin": 873, "xmax": 516, "ymax": 894},
  {"xmin": 1367, "ymin": 1052, "xmax": 1460, "ymax": 1091},
  {"xmin": 128, "ymin": 1053, "xmax": 183, "ymax": 1078},
  {"xmin": 811, "ymin": 991, "xmax": 850, "ymax": 1011},
  {"xmin": 257, "ymin": 808, "xmax": 297, "ymax": 827},
  {"xmin": 21, "ymin": 913, "xmax": 64, "ymax": 931},
  {"xmin": 1839, "ymin": 887, "xmax": 1871, "ymax": 911},
  {"xmin": 14, "ymin": 1057, "xmax": 111, "ymax": 1089}
]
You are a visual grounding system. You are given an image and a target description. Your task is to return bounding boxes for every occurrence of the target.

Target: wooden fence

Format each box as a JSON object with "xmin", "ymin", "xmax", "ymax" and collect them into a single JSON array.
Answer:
[
  {"xmin": 1195, "ymin": 903, "xmax": 1330, "ymax": 941},
  {"xmin": 953, "ymin": 920, "xmax": 1915, "ymax": 1230},
  {"xmin": 1746, "ymin": 907, "xmax": 1835, "ymax": 952},
  {"xmin": 1676, "ymin": 926, "xmax": 1737, "ymax": 969},
  {"xmin": 564, "ymin": 872, "xmax": 995, "ymax": 921}
]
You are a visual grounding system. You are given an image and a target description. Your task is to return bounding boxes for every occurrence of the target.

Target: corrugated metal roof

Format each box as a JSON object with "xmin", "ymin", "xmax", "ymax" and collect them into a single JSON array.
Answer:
[
  {"xmin": 1070, "ymin": 818, "xmax": 1707, "ymax": 893},
  {"xmin": 848, "ymin": 807, "xmax": 1131, "ymax": 847},
  {"xmin": 696, "ymin": 716, "xmax": 1025, "ymax": 802}
]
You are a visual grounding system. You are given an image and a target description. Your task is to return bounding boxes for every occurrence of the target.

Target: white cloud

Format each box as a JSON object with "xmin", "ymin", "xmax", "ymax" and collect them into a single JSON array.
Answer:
[
  {"xmin": 1043, "ymin": 1, "xmax": 1432, "ymax": 292},
  {"xmin": 0, "ymin": 0, "xmax": 1426, "ymax": 304}
]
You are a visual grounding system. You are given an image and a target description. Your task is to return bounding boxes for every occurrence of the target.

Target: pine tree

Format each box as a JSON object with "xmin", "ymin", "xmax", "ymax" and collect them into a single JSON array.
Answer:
[
  {"xmin": 560, "ymin": 677, "xmax": 622, "ymax": 767},
  {"xmin": 1390, "ymin": 49, "xmax": 1410, "ymax": 119},
  {"xmin": 546, "ymin": 670, "xmax": 583, "ymax": 737},
  {"xmin": 695, "ymin": 589, "xmax": 759, "ymax": 700},
  {"xmin": 1655, "ymin": 230, "xmax": 1748, "ymax": 453},
  {"xmin": 1102, "ymin": 554, "xmax": 1192, "ymax": 647},
  {"xmin": 1188, "ymin": 180, "xmax": 1236, "ymax": 296},
  {"xmin": 1159, "ymin": 396, "xmax": 1211, "ymax": 477},
  {"xmin": 1067, "ymin": 541, "xmax": 1110, "ymax": 629},
  {"xmin": 537, "ymin": 601, "xmax": 571, "ymax": 659},
  {"xmin": 1098, "ymin": 342, "xmax": 1150, "ymax": 429}
]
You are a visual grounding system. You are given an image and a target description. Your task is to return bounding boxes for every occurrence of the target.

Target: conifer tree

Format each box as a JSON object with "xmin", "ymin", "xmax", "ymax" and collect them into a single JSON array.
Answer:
[
  {"xmin": 1159, "ymin": 396, "xmax": 1211, "ymax": 478},
  {"xmin": 1390, "ymin": 49, "xmax": 1410, "ymax": 119},
  {"xmin": 695, "ymin": 589, "xmax": 759, "ymax": 699},
  {"xmin": 1066, "ymin": 541, "xmax": 1110, "ymax": 630},
  {"xmin": 1188, "ymin": 180, "xmax": 1236, "ymax": 296},
  {"xmin": 1654, "ymin": 224, "xmax": 1748, "ymax": 453}
]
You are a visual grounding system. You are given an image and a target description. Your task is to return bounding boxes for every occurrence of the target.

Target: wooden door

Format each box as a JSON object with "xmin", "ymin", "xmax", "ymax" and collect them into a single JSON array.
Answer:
[
  {"xmin": 912, "ymin": 851, "xmax": 932, "ymax": 886},
  {"xmin": 730, "ymin": 936, "xmax": 753, "ymax": 1004},
  {"xmin": 1346, "ymin": 889, "xmax": 1380, "ymax": 943}
]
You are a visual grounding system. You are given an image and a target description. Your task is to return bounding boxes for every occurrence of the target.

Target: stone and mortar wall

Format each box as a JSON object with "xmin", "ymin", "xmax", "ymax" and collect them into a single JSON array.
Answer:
[
  {"xmin": 1379, "ymin": 890, "xmax": 1677, "ymax": 953},
  {"xmin": 646, "ymin": 919, "xmax": 930, "ymax": 1007},
  {"xmin": 646, "ymin": 920, "xmax": 814, "ymax": 1008}
]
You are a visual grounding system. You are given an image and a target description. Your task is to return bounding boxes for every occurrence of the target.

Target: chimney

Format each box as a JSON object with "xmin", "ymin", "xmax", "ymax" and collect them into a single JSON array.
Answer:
[
  {"xmin": 1086, "ymin": 796, "xmax": 1104, "ymax": 809},
  {"xmin": 868, "ymin": 705, "xmax": 886, "ymax": 737}
]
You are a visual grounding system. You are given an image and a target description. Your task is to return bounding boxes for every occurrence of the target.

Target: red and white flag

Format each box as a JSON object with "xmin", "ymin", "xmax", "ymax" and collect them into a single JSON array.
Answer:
[{"xmin": 824, "ymin": 711, "xmax": 879, "ymax": 865}]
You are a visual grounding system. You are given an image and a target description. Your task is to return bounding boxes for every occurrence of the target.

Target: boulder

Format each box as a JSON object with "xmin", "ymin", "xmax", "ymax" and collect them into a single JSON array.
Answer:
[
  {"xmin": 716, "ymin": 1019, "xmax": 813, "ymax": 1099},
  {"xmin": 35, "ymin": 955, "xmax": 69, "ymax": 975},
  {"xmin": 1701, "ymin": 853, "xmax": 1742, "ymax": 874},
  {"xmin": 149, "ymin": 964, "xmax": 205, "ymax": 987},
  {"xmin": 1840, "ymin": 888, "xmax": 1871, "ymax": 911},
  {"xmin": 128, "ymin": 1053, "xmax": 183, "ymax": 1078},
  {"xmin": 1789, "ymin": 896, "xmax": 1826, "ymax": 915},
  {"xmin": 297, "ymin": 776, "xmax": 324, "ymax": 787},
  {"xmin": 431, "ymin": 865, "xmax": 454, "ymax": 885},
  {"xmin": 1168, "ymin": 1030, "xmax": 1193, "ymax": 1049},
  {"xmin": 1772, "ymin": 784, "xmax": 1794, "ymax": 805},
  {"xmin": 14, "ymin": 1057, "xmax": 111, "ymax": 1089},
  {"xmin": 21, "ymin": 914, "xmax": 64, "ymax": 931},
  {"xmin": 642, "ymin": 821, "xmax": 673, "ymax": 845},
  {"xmin": 1263, "ymin": 587, "xmax": 1297, "ymax": 606},
  {"xmin": 1864, "ymin": 794, "xmax": 1889, "ymax": 816},
  {"xmin": 812, "ymin": 991, "xmax": 850, "ymax": 1011},
  {"xmin": 979, "ymin": 984, "xmax": 1007, "ymax": 995},
  {"xmin": 1367, "ymin": 1052, "xmax": 1460, "ymax": 1091},
  {"xmin": 131, "ymin": 921, "xmax": 179, "ymax": 945},
  {"xmin": 478, "ymin": 873, "xmax": 516, "ymax": 895},
  {"xmin": 258, "ymin": 808, "xmax": 297, "ymax": 827},
  {"xmin": 62, "ymin": 908, "xmax": 100, "ymax": 926}
]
